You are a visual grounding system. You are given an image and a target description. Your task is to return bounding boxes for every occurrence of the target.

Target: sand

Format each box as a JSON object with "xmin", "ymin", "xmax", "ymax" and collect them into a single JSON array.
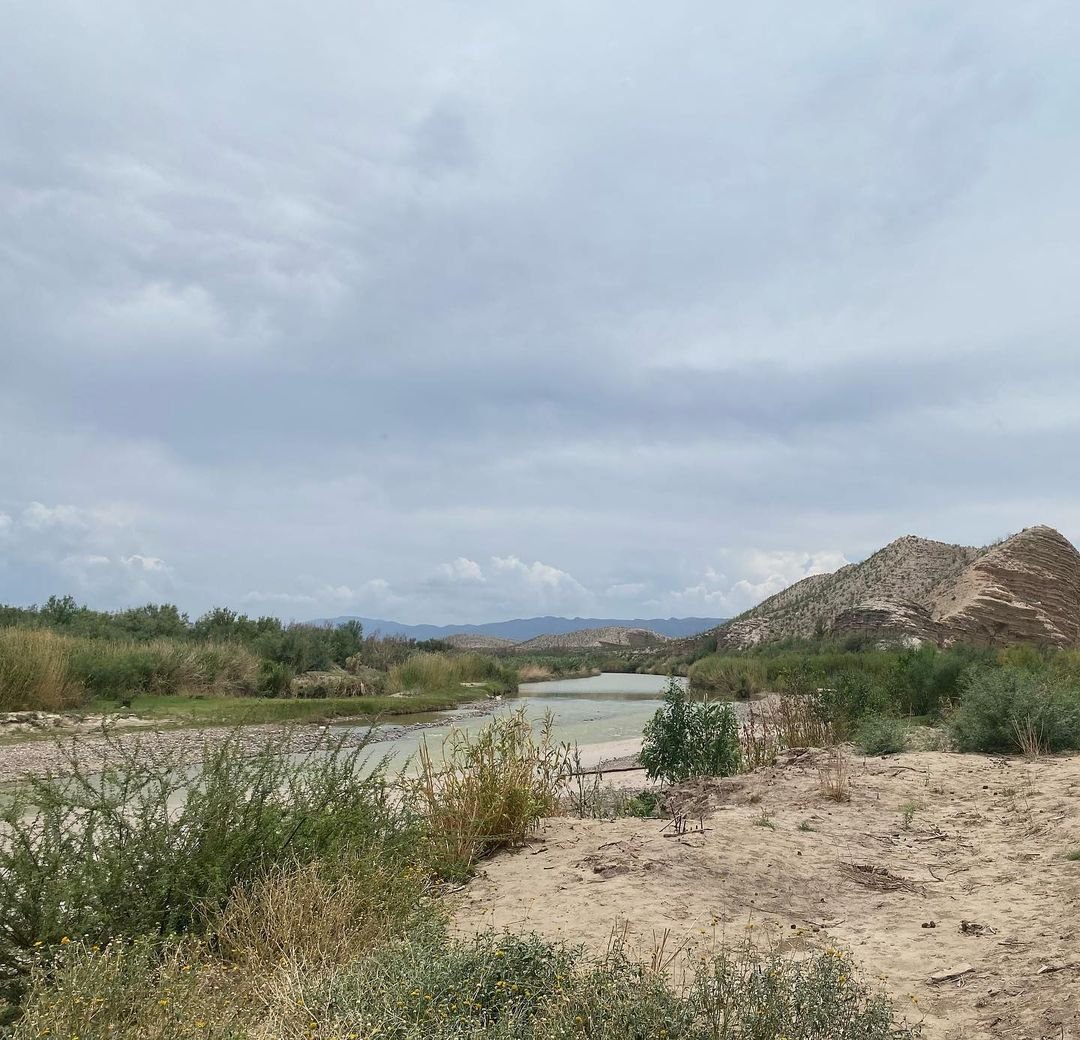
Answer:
[{"xmin": 453, "ymin": 747, "xmax": 1080, "ymax": 1039}]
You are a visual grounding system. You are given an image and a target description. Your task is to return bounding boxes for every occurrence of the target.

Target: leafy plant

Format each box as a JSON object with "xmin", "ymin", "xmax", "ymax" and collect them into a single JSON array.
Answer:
[
  {"xmin": 856, "ymin": 715, "xmax": 906, "ymax": 756},
  {"xmin": 640, "ymin": 678, "xmax": 741, "ymax": 783}
]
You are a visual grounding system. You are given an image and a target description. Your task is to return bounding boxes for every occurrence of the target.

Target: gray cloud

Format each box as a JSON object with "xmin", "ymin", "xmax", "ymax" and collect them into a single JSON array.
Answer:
[{"xmin": 2, "ymin": 1, "xmax": 1079, "ymax": 622}]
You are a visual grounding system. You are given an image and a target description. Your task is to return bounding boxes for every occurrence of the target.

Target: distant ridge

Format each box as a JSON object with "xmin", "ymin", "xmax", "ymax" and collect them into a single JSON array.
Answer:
[
  {"xmin": 314, "ymin": 615, "xmax": 726, "ymax": 642},
  {"xmin": 705, "ymin": 525, "xmax": 1080, "ymax": 650}
]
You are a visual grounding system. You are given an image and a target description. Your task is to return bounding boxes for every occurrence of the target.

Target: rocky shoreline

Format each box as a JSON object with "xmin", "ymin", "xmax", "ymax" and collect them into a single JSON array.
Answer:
[{"xmin": 0, "ymin": 703, "xmax": 496, "ymax": 785}]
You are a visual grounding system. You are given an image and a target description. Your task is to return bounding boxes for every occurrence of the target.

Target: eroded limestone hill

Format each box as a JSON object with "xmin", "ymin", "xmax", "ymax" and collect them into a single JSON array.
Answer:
[
  {"xmin": 515, "ymin": 626, "xmax": 669, "ymax": 651},
  {"xmin": 714, "ymin": 525, "xmax": 1080, "ymax": 649}
]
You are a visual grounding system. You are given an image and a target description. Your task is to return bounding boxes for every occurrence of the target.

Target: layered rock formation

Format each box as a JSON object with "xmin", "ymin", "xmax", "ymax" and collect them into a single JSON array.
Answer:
[
  {"xmin": 515, "ymin": 626, "xmax": 669, "ymax": 651},
  {"xmin": 713, "ymin": 525, "xmax": 1080, "ymax": 649}
]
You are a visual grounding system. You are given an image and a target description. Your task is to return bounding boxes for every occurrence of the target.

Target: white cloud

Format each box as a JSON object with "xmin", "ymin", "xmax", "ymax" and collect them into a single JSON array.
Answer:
[{"xmin": 436, "ymin": 557, "xmax": 486, "ymax": 583}]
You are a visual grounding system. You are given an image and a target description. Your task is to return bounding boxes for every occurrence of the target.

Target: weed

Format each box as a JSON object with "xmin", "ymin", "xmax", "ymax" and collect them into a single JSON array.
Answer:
[
  {"xmin": 817, "ymin": 745, "xmax": 851, "ymax": 802},
  {"xmin": 899, "ymin": 802, "xmax": 920, "ymax": 830},
  {"xmin": 797, "ymin": 820, "xmax": 815, "ymax": 832},
  {"xmin": 754, "ymin": 809, "xmax": 775, "ymax": 829},
  {"xmin": 1064, "ymin": 849, "xmax": 1080, "ymax": 862}
]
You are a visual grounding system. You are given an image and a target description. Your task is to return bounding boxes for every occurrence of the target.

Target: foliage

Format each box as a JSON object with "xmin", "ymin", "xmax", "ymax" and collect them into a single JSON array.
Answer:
[
  {"xmin": 949, "ymin": 666, "xmax": 1080, "ymax": 753},
  {"xmin": 0, "ymin": 629, "xmax": 84, "ymax": 711},
  {"xmin": 688, "ymin": 656, "xmax": 767, "ymax": 698},
  {"xmin": 640, "ymin": 678, "xmax": 741, "ymax": 783},
  {"xmin": 0, "ymin": 730, "xmax": 413, "ymax": 1007},
  {"xmin": 11, "ymin": 927, "xmax": 918, "ymax": 1040},
  {"xmin": 856, "ymin": 715, "xmax": 906, "ymax": 756},
  {"xmin": 388, "ymin": 652, "xmax": 518, "ymax": 695},
  {"xmin": 404, "ymin": 708, "xmax": 571, "ymax": 880}
]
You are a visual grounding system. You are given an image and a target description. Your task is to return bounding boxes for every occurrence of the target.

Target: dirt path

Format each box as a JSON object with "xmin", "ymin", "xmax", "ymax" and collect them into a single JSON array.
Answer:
[{"xmin": 453, "ymin": 749, "xmax": 1080, "ymax": 1039}]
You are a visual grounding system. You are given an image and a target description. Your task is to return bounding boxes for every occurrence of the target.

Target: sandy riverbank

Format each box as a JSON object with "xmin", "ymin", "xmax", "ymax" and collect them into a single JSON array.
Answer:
[{"xmin": 454, "ymin": 747, "xmax": 1080, "ymax": 1039}]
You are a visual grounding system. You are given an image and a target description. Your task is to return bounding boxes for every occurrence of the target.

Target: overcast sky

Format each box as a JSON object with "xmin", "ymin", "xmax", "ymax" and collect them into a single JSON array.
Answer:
[{"xmin": 3, "ymin": 2, "xmax": 1080, "ymax": 624}]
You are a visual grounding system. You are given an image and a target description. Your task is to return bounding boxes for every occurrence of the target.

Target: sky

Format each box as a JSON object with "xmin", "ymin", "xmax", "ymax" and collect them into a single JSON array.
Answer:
[{"xmin": 3, "ymin": 1, "xmax": 1080, "ymax": 625}]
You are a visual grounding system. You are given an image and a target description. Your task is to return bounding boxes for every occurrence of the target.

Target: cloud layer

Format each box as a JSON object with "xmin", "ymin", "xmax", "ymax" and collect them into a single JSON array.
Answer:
[{"xmin": 3, "ymin": 2, "xmax": 1079, "ymax": 621}]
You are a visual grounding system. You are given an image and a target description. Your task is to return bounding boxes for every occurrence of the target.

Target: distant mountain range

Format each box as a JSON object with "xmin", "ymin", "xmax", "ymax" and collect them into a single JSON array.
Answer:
[{"xmin": 314, "ymin": 615, "xmax": 726, "ymax": 642}]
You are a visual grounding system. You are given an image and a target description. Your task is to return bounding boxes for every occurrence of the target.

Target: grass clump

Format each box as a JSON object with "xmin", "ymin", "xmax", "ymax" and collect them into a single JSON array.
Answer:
[
  {"xmin": 949, "ymin": 667, "xmax": 1080, "ymax": 754},
  {"xmin": 0, "ymin": 629, "xmax": 84, "ymax": 711},
  {"xmin": 856, "ymin": 715, "xmax": 906, "ymax": 756},
  {"xmin": 1064, "ymin": 848, "xmax": 1080, "ymax": 862},
  {"xmin": 405, "ymin": 708, "xmax": 571, "ymax": 880},
  {"xmin": 688, "ymin": 656, "xmax": 767, "ymax": 699}
]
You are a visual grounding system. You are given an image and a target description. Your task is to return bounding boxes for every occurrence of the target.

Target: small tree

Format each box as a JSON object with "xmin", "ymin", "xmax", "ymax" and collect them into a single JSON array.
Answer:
[{"xmin": 640, "ymin": 677, "xmax": 741, "ymax": 783}]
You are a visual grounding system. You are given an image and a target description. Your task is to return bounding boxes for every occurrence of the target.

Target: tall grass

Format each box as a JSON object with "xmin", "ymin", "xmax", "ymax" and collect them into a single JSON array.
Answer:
[
  {"xmin": 0, "ymin": 629, "xmax": 84, "ymax": 711},
  {"xmin": 388, "ymin": 652, "xmax": 518, "ymax": 695},
  {"xmin": 404, "ymin": 708, "xmax": 571, "ymax": 880},
  {"xmin": 688, "ymin": 656, "xmax": 767, "ymax": 698}
]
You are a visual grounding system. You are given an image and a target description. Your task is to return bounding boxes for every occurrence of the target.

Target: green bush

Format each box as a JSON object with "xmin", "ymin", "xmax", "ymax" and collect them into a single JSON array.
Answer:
[
  {"xmin": 640, "ymin": 678, "xmax": 741, "ymax": 783},
  {"xmin": 389, "ymin": 653, "xmax": 518, "ymax": 695},
  {"xmin": 0, "ymin": 730, "xmax": 413, "ymax": 1007},
  {"xmin": 856, "ymin": 715, "xmax": 906, "ymax": 756},
  {"xmin": 949, "ymin": 667, "xmax": 1080, "ymax": 753},
  {"xmin": 257, "ymin": 659, "xmax": 294, "ymax": 697}
]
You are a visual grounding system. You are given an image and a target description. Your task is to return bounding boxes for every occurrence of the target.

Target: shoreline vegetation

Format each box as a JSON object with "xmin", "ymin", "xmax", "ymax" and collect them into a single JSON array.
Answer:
[{"xmin": 4, "ymin": 595, "xmax": 1080, "ymax": 1034}]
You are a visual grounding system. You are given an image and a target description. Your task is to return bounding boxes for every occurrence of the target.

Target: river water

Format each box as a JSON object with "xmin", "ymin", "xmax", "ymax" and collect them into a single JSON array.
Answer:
[{"xmin": 347, "ymin": 672, "xmax": 685, "ymax": 769}]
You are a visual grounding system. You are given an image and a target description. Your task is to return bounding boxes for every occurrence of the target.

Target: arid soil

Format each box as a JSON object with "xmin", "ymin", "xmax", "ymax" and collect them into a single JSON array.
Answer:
[{"xmin": 454, "ymin": 748, "xmax": 1080, "ymax": 1040}]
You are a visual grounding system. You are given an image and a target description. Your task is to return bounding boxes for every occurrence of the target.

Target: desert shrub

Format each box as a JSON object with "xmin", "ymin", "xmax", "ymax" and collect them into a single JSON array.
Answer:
[
  {"xmin": 405, "ymin": 708, "xmax": 571, "ymax": 880},
  {"xmin": 856, "ymin": 715, "xmax": 906, "ymax": 756},
  {"xmin": 0, "ymin": 730, "xmax": 413, "ymax": 1006},
  {"xmin": 640, "ymin": 678, "xmax": 741, "ymax": 783},
  {"xmin": 10, "ymin": 909, "xmax": 917, "ymax": 1040},
  {"xmin": 0, "ymin": 629, "xmax": 83, "ymax": 711},
  {"xmin": 949, "ymin": 667, "xmax": 1080, "ymax": 753},
  {"xmin": 692, "ymin": 943, "xmax": 917, "ymax": 1039},
  {"xmin": 688, "ymin": 656, "xmax": 767, "ymax": 698},
  {"xmin": 10, "ymin": 937, "xmax": 259, "ymax": 1040}
]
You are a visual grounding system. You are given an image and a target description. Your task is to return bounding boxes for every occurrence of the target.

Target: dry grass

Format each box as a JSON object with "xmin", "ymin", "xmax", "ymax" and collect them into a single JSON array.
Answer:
[
  {"xmin": 516, "ymin": 663, "xmax": 554, "ymax": 682},
  {"xmin": 213, "ymin": 855, "xmax": 429, "ymax": 968},
  {"xmin": 1013, "ymin": 716, "xmax": 1049, "ymax": 758},
  {"xmin": 404, "ymin": 707, "xmax": 572, "ymax": 879},
  {"xmin": 0, "ymin": 629, "xmax": 84, "ymax": 711},
  {"xmin": 816, "ymin": 745, "xmax": 851, "ymax": 802},
  {"xmin": 738, "ymin": 694, "xmax": 833, "ymax": 770}
]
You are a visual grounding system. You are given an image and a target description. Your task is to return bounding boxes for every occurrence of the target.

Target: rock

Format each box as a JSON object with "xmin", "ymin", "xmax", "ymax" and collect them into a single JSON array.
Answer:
[{"xmin": 706, "ymin": 525, "xmax": 1080, "ymax": 650}]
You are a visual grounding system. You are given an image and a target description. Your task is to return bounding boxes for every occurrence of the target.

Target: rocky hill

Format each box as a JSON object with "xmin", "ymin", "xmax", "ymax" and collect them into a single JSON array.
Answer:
[
  {"xmin": 442, "ymin": 633, "xmax": 518, "ymax": 650},
  {"xmin": 713, "ymin": 525, "xmax": 1080, "ymax": 649},
  {"xmin": 515, "ymin": 626, "xmax": 670, "ymax": 651}
]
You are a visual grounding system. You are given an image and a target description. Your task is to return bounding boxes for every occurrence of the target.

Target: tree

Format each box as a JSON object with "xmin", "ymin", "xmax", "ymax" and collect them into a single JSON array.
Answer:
[{"xmin": 640, "ymin": 677, "xmax": 741, "ymax": 783}]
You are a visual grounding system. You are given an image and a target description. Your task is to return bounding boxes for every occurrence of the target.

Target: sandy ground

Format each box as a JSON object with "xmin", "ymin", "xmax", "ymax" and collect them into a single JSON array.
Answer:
[{"xmin": 453, "ymin": 747, "xmax": 1080, "ymax": 1040}]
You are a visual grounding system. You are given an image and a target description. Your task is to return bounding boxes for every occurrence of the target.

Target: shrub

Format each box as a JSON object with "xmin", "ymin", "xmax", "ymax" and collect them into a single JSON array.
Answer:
[
  {"xmin": 0, "ymin": 730, "xmax": 413, "ymax": 1006},
  {"xmin": 0, "ymin": 629, "xmax": 83, "ymax": 711},
  {"xmin": 949, "ymin": 667, "xmax": 1080, "ymax": 753},
  {"xmin": 640, "ymin": 678, "xmax": 741, "ymax": 783},
  {"xmin": 856, "ymin": 715, "xmax": 906, "ymax": 756},
  {"xmin": 257, "ymin": 658, "xmax": 294, "ymax": 697},
  {"xmin": 405, "ymin": 708, "xmax": 571, "ymax": 880}
]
